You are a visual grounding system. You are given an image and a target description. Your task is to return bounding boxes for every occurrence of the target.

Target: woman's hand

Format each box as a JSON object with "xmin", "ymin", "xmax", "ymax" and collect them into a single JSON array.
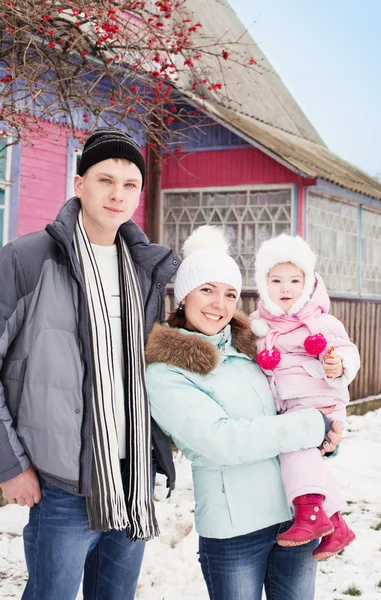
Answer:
[
  {"xmin": 319, "ymin": 405, "xmax": 335, "ymax": 415},
  {"xmin": 320, "ymin": 421, "xmax": 342, "ymax": 456}
]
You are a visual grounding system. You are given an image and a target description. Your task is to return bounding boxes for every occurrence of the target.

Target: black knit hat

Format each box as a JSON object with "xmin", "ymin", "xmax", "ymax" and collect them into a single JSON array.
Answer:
[{"xmin": 78, "ymin": 127, "xmax": 146, "ymax": 188}]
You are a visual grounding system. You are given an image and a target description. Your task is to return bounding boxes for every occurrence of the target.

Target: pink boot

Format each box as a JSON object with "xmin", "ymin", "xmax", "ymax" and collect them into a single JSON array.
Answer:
[
  {"xmin": 312, "ymin": 511, "xmax": 356, "ymax": 560},
  {"xmin": 277, "ymin": 494, "xmax": 334, "ymax": 547}
]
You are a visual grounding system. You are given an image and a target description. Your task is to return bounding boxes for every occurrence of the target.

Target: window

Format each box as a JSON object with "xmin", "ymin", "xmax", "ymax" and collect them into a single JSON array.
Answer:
[
  {"xmin": 0, "ymin": 140, "xmax": 12, "ymax": 247},
  {"xmin": 162, "ymin": 187, "xmax": 293, "ymax": 287},
  {"xmin": 307, "ymin": 193, "xmax": 360, "ymax": 294},
  {"xmin": 361, "ymin": 208, "xmax": 381, "ymax": 297},
  {"xmin": 307, "ymin": 192, "xmax": 381, "ymax": 298}
]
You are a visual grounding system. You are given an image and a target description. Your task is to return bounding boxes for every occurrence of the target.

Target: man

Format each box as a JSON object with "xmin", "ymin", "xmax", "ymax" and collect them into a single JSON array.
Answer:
[{"xmin": 0, "ymin": 127, "xmax": 179, "ymax": 599}]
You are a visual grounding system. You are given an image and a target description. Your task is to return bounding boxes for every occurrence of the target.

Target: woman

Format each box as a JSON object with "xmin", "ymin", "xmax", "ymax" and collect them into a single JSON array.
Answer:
[{"xmin": 145, "ymin": 226, "xmax": 341, "ymax": 600}]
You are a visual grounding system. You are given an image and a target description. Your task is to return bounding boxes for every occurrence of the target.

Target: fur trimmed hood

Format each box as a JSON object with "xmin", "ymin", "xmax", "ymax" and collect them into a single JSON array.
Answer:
[
  {"xmin": 255, "ymin": 234, "xmax": 317, "ymax": 316},
  {"xmin": 250, "ymin": 272, "xmax": 330, "ymax": 338},
  {"xmin": 145, "ymin": 311, "xmax": 257, "ymax": 375}
]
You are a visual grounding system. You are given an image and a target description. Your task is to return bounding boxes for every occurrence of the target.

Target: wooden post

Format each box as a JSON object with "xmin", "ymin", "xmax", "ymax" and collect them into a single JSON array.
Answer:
[
  {"xmin": 0, "ymin": 487, "xmax": 8, "ymax": 507},
  {"xmin": 145, "ymin": 104, "xmax": 164, "ymax": 243}
]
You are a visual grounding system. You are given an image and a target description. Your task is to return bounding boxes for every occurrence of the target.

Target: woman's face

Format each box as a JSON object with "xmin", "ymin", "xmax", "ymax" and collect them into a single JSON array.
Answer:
[{"xmin": 182, "ymin": 282, "xmax": 238, "ymax": 335}]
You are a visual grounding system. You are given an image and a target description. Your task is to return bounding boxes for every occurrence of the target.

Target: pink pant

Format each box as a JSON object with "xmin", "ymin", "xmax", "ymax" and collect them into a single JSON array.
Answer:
[{"xmin": 279, "ymin": 403, "xmax": 347, "ymax": 517}]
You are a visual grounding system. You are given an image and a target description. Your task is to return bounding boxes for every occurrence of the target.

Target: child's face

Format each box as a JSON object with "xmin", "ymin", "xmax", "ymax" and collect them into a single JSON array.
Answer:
[{"xmin": 267, "ymin": 263, "xmax": 305, "ymax": 312}]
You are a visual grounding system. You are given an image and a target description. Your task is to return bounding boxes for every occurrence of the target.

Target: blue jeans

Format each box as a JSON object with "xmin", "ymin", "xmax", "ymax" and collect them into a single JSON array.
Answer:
[
  {"xmin": 199, "ymin": 522, "xmax": 319, "ymax": 600},
  {"xmin": 22, "ymin": 478, "xmax": 145, "ymax": 600}
]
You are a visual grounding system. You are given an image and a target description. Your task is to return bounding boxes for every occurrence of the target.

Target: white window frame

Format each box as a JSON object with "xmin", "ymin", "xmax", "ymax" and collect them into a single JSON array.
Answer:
[
  {"xmin": 0, "ymin": 138, "xmax": 13, "ymax": 247},
  {"xmin": 66, "ymin": 146, "xmax": 82, "ymax": 200},
  {"xmin": 360, "ymin": 205, "xmax": 381, "ymax": 298}
]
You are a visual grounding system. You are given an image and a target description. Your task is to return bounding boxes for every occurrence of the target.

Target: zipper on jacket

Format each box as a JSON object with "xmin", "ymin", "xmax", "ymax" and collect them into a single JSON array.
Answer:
[
  {"xmin": 220, "ymin": 330, "xmax": 227, "ymax": 359},
  {"xmin": 220, "ymin": 471, "xmax": 237, "ymax": 526},
  {"xmin": 144, "ymin": 249, "xmax": 174, "ymax": 313}
]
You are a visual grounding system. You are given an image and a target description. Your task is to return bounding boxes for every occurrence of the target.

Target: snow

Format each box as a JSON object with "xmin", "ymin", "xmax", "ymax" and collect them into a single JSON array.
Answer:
[{"xmin": 1, "ymin": 409, "xmax": 381, "ymax": 599}]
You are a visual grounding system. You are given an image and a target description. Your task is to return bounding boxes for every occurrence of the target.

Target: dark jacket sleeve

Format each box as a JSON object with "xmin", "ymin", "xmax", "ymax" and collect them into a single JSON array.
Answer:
[
  {"xmin": 0, "ymin": 242, "xmax": 30, "ymax": 483},
  {"xmin": 158, "ymin": 287, "xmax": 166, "ymax": 322}
]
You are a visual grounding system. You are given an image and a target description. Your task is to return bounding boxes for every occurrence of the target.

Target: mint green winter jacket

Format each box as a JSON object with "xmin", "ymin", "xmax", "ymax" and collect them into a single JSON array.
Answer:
[{"xmin": 145, "ymin": 312, "xmax": 326, "ymax": 539}]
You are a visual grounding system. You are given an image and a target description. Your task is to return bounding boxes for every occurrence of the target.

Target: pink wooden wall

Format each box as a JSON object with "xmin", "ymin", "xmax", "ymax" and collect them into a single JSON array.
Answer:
[
  {"xmin": 18, "ymin": 122, "xmax": 146, "ymax": 237},
  {"xmin": 161, "ymin": 147, "xmax": 314, "ymax": 236},
  {"xmin": 18, "ymin": 124, "xmax": 68, "ymax": 237}
]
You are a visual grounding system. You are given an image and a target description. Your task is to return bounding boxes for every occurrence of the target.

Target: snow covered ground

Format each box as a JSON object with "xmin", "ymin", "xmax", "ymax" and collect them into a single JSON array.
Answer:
[{"xmin": 1, "ymin": 408, "xmax": 380, "ymax": 599}]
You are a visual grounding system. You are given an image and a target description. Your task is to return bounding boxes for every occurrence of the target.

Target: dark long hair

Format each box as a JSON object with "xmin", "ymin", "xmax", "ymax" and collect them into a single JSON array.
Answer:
[{"xmin": 167, "ymin": 308, "xmax": 186, "ymax": 329}]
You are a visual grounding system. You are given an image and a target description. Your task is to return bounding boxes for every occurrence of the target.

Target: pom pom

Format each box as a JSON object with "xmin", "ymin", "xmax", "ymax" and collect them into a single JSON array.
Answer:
[
  {"xmin": 182, "ymin": 225, "xmax": 230, "ymax": 258},
  {"xmin": 257, "ymin": 348, "xmax": 281, "ymax": 370},
  {"xmin": 250, "ymin": 318, "xmax": 270, "ymax": 337},
  {"xmin": 304, "ymin": 333, "xmax": 327, "ymax": 356}
]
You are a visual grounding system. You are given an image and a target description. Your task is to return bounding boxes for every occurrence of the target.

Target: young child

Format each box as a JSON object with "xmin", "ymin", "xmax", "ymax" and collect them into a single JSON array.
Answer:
[{"xmin": 250, "ymin": 234, "xmax": 360, "ymax": 561}]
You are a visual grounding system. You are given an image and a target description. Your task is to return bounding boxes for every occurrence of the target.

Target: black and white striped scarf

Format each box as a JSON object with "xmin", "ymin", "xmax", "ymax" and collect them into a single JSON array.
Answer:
[{"xmin": 74, "ymin": 211, "xmax": 158, "ymax": 540}]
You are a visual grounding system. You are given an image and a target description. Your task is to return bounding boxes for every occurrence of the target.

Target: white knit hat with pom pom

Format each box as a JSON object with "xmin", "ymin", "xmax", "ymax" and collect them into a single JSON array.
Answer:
[{"xmin": 174, "ymin": 225, "xmax": 242, "ymax": 304}]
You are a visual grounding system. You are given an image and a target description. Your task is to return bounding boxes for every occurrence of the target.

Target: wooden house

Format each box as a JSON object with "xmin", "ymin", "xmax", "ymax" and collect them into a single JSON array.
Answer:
[{"xmin": 0, "ymin": 0, "xmax": 380, "ymax": 405}]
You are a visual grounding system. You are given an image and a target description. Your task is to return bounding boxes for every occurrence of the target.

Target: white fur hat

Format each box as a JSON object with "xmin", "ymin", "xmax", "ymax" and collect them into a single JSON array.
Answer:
[
  {"xmin": 255, "ymin": 234, "xmax": 316, "ymax": 316},
  {"xmin": 174, "ymin": 226, "xmax": 242, "ymax": 304}
]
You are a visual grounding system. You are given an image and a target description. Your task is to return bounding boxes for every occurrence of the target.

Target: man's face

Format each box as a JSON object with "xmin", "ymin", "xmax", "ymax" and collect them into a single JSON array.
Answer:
[{"xmin": 74, "ymin": 158, "xmax": 143, "ymax": 245}]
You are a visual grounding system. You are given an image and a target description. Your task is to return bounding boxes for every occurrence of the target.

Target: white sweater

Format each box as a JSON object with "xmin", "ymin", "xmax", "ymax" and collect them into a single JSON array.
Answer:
[{"xmin": 91, "ymin": 243, "xmax": 126, "ymax": 459}]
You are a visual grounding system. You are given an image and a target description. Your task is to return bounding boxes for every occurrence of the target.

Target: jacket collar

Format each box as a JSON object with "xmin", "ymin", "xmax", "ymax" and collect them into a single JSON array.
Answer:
[
  {"xmin": 145, "ymin": 310, "xmax": 257, "ymax": 375},
  {"xmin": 46, "ymin": 197, "xmax": 180, "ymax": 284}
]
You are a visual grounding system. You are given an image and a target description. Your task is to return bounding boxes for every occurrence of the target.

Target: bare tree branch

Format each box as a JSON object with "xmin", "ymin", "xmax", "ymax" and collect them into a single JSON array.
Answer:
[{"xmin": 0, "ymin": 0, "xmax": 260, "ymax": 149}]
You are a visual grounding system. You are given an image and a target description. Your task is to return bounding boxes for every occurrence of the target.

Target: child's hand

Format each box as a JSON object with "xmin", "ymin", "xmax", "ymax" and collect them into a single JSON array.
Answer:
[
  {"xmin": 323, "ymin": 356, "xmax": 344, "ymax": 379},
  {"xmin": 323, "ymin": 346, "xmax": 343, "ymax": 379}
]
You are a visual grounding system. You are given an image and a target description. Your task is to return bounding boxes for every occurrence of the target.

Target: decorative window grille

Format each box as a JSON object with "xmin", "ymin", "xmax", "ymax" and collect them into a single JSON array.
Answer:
[
  {"xmin": 307, "ymin": 193, "xmax": 360, "ymax": 294},
  {"xmin": 0, "ymin": 141, "xmax": 12, "ymax": 248},
  {"xmin": 162, "ymin": 188, "xmax": 292, "ymax": 287},
  {"xmin": 361, "ymin": 209, "xmax": 381, "ymax": 297}
]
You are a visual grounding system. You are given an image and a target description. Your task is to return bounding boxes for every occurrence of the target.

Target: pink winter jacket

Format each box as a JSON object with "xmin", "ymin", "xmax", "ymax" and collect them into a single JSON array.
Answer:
[{"xmin": 249, "ymin": 274, "xmax": 360, "ymax": 413}]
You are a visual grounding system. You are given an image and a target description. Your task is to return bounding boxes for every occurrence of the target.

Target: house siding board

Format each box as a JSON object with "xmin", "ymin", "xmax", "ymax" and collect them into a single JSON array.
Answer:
[
  {"xmin": 133, "ymin": 203, "xmax": 146, "ymax": 231},
  {"xmin": 134, "ymin": 146, "xmax": 147, "ymax": 231},
  {"xmin": 162, "ymin": 147, "xmax": 305, "ymax": 189},
  {"xmin": 166, "ymin": 116, "xmax": 251, "ymax": 151},
  {"xmin": 18, "ymin": 124, "xmax": 68, "ymax": 236},
  {"xmin": 40, "ymin": 93, "xmax": 148, "ymax": 149},
  {"xmin": 297, "ymin": 184, "xmax": 306, "ymax": 237}
]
